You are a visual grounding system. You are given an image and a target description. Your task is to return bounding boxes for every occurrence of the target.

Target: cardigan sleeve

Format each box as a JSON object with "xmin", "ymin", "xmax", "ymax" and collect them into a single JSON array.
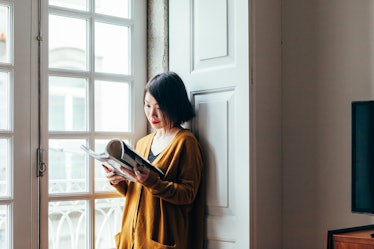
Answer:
[
  {"xmin": 111, "ymin": 180, "xmax": 128, "ymax": 196},
  {"xmin": 141, "ymin": 135, "xmax": 204, "ymax": 206}
]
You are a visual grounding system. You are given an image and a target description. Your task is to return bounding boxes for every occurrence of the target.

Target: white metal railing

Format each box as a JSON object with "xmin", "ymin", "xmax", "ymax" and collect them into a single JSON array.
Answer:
[
  {"xmin": 48, "ymin": 178, "xmax": 123, "ymax": 249},
  {"xmin": 49, "ymin": 198, "xmax": 123, "ymax": 249},
  {"xmin": 49, "ymin": 178, "xmax": 113, "ymax": 193},
  {"xmin": 0, "ymin": 178, "xmax": 123, "ymax": 249}
]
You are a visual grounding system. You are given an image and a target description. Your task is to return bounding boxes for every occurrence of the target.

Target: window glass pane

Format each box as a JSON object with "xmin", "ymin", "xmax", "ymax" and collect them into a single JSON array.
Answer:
[
  {"xmin": 95, "ymin": 0, "xmax": 129, "ymax": 18},
  {"xmin": 49, "ymin": 139, "xmax": 87, "ymax": 194},
  {"xmin": 0, "ymin": 4, "xmax": 10, "ymax": 63},
  {"xmin": 0, "ymin": 205, "xmax": 9, "ymax": 249},
  {"xmin": 94, "ymin": 81, "xmax": 130, "ymax": 132},
  {"xmin": 0, "ymin": 72, "xmax": 10, "ymax": 131},
  {"xmin": 94, "ymin": 139, "xmax": 110, "ymax": 192},
  {"xmin": 0, "ymin": 139, "xmax": 9, "ymax": 197},
  {"xmin": 49, "ymin": 0, "xmax": 87, "ymax": 11},
  {"xmin": 95, "ymin": 22, "xmax": 128, "ymax": 74},
  {"xmin": 95, "ymin": 198, "xmax": 123, "ymax": 248},
  {"xmin": 49, "ymin": 76, "xmax": 87, "ymax": 132},
  {"xmin": 49, "ymin": 15, "xmax": 87, "ymax": 71},
  {"xmin": 49, "ymin": 200, "xmax": 88, "ymax": 248}
]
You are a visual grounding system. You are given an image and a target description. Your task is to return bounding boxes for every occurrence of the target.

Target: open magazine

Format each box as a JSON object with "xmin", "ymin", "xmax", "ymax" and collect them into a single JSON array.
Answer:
[{"xmin": 81, "ymin": 138, "xmax": 164, "ymax": 182}]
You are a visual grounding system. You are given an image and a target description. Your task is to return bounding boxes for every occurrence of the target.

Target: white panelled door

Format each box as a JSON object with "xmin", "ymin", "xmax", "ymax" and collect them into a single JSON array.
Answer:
[{"xmin": 169, "ymin": 0, "xmax": 250, "ymax": 248}]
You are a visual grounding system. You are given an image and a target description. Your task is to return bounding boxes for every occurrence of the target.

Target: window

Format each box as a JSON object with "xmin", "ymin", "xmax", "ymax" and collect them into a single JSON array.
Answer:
[
  {"xmin": 0, "ymin": 1, "xmax": 146, "ymax": 247},
  {"xmin": 0, "ymin": 3, "xmax": 13, "ymax": 249},
  {"xmin": 40, "ymin": 1, "xmax": 146, "ymax": 248}
]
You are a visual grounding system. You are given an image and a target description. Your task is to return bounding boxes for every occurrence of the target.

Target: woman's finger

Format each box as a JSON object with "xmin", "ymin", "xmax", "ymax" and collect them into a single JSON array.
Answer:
[{"xmin": 102, "ymin": 164, "xmax": 112, "ymax": 173}]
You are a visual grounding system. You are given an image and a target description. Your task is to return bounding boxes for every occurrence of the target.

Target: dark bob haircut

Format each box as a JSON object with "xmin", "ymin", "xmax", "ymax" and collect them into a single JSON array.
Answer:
[{"xmin": 145, "ymin": 72, "xmax": 195, "ymax": 127}]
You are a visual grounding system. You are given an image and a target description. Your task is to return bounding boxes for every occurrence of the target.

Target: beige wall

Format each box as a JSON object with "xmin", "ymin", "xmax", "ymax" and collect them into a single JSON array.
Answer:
[
  {"xmin": 281, "ymin": 0, "xmax": 374, "ymax": 248},
  {"xmin": 251, "ymin": 0, "xmax": 282, "ymax": 248}
]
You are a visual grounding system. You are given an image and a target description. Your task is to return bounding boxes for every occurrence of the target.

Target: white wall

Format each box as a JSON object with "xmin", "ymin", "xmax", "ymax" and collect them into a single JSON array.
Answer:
[{"xmin": 282, "ymin": 0, "xmax": 374, "ymax": 248}]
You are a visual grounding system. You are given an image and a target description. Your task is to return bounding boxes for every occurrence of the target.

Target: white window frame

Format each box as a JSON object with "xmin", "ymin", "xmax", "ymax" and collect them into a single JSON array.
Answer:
[{"xmin": 38, "ymin": 1, "xmax": 147, "ymax": 248}]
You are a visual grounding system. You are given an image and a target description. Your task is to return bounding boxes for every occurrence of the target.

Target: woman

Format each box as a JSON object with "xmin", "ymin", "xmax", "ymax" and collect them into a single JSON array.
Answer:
[{"xmin": 105, "ymin": 72, "xmax": 205, "ymax": 249}]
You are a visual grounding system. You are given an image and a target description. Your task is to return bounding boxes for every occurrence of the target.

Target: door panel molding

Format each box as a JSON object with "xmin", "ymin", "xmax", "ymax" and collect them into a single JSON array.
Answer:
[{"xmin": 192, "ymin": 0, "xmax": 235, "ymax": 72}]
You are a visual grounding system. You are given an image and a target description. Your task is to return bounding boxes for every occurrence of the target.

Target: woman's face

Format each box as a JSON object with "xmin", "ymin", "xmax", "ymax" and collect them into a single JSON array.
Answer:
[{"xmin": 144, "ymin": 92, "xmax": 169, "ymax": 130}]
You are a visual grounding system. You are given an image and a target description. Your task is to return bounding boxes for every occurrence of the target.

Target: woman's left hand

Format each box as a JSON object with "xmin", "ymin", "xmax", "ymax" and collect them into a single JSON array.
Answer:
[{"xmin": 120, "ymin": 165, "xmax": 151, "ymax": 184}]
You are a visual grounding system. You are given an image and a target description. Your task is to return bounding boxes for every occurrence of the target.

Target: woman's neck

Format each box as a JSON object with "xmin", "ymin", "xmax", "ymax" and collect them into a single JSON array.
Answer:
[
  {"xmin": 155, "ymin": 125, "xmax": 182, "ymax": 138},
  {"xmin": 151, "ymin": 126, "xmax": 182, "ymax": 155}
]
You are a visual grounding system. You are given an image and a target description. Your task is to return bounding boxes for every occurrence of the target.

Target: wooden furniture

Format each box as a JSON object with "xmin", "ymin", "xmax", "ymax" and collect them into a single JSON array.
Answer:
[
  {"xmin": 327, "ymin": 225, "xmax": 374, "ymax": 249},
  {"xmin": 333, "ymin": 229, "xmax": 374, "ymax": 249}
]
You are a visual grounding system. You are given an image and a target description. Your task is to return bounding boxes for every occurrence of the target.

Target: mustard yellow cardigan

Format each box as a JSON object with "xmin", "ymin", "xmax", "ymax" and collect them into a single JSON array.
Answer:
[{"xmin": 113, "ymin": 129, "xmax": 205, "ymax": 249}]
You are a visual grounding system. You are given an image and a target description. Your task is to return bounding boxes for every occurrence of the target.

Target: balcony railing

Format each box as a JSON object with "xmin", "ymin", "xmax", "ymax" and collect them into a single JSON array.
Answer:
[{"xmin": 0, "ymin": 179, "xmax": 124, "ymax": 249}]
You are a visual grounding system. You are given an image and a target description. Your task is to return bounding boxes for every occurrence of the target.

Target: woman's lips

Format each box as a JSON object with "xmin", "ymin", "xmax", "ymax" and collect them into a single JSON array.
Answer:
[{"xmin": 151, "ymin": 120, "xmax": 159, "ymax": 125}]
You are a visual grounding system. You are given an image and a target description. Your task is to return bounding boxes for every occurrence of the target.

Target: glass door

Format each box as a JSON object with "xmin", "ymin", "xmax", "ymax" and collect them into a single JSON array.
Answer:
[
  {"xmin": 39, "ymin": 0, "xmax": 146, "ymax": 248},
  {"xmin": 0, "ymin": 0, "xmax": 38, "ymax": 248}
]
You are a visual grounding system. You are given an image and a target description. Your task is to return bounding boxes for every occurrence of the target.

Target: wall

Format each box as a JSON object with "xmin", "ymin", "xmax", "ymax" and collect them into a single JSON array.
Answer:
[
  {"xmin": 147, "ymin": 0, "xmax": 168, "ymax": 78},
  {"xmin": 282, "ymin": 0, "xmax": 374, "ymax": 248},
  {"xmin": 251, "ymin": 0, "xmax": 283, "ymax": 248}
]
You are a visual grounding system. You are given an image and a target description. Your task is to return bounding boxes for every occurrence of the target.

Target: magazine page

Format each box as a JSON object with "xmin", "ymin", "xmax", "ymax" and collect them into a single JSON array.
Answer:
[
  {"xmin": 81, "ymin": 139, "xmax": 164, "ymax": 181},
  {"xmin": 106, "ymin": 139, "xmax": 164, "ymax": 177},
  {"xmin": 80, "ymin": 144, "xmax": 136, "ymax": 182}
]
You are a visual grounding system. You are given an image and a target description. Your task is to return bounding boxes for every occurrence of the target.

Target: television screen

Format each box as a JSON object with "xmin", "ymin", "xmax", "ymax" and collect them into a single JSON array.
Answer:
[{"xmin": 352, "ymin": 101, "xmax": 374, "ymax": 213}]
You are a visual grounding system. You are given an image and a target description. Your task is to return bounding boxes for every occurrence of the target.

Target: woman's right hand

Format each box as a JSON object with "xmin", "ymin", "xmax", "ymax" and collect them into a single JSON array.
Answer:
[{"xmin": 102, "ymin": 165, "xmax": 127, "ymax": 185}]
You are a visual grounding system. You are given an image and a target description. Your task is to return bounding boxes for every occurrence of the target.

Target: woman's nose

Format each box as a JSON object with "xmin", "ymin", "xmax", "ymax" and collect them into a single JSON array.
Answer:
[{"xmin": 150, "ymin": 107, "xmax": 157, "ymax": 116}]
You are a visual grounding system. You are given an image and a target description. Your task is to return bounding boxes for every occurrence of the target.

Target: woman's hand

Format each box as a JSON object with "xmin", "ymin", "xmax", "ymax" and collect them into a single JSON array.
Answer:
[
  {"xmin": 120, "ymin": 165, "xmax": 151, "ymax": 184},
  {"xmin": 102, "ymin": 165, "xmax": 127, "ymax": 185}
]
